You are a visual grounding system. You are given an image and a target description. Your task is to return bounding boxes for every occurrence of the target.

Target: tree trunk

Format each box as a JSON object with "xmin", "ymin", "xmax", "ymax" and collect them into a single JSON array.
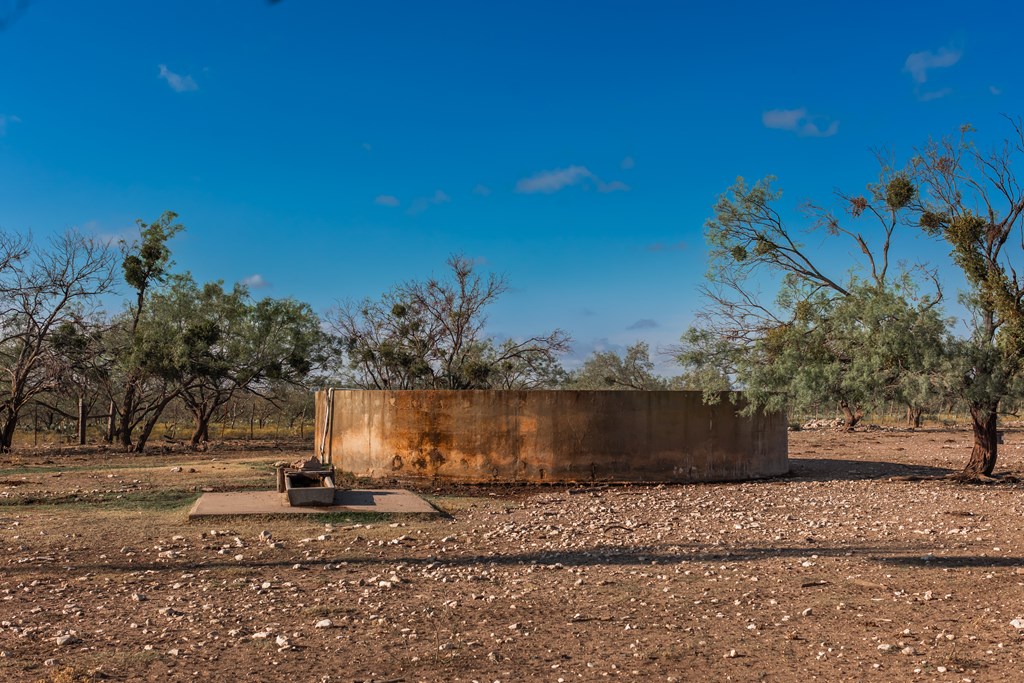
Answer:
[
  {"xmin": 839, "ymin": 400, "xmax": 861, "ymax": 431},
  {"xmin": 963, "ymin": 404, "xmax": 999, "ymax": 478},
  {"xmin": 118, "ymin": 389, "xmax": 135, "ymax": 450},
  {"xmin": 190, "ymin": 412, "xmax": 212, "ymax": 448},
  {"xmin": 0, "ymin": 413, "xmax": 17, "ymax": 452},
  {"xmin": 906, "ymin": 405, "xmax": 923, "ymax": 429},
  {"xmin": 77, "ymin": 395, "xmax": 87, "ymax": 445},
  {"xmin": 105, "ymin": 400, "xmax": 116, "ymax": 444},
  {"xmin": 133, "ymin": 419, "xmax": 157, "ymax": 452},
  {"xmin": 129, "ymin": 393, "xmax": 177, "ymax": 454},
  {"xmin": 119, "ymin": 418, "xmax": 133, "ymax": 449},
  {"xmin": 133, "ymin": 410, "xmax": 164, "ymax": 453}
]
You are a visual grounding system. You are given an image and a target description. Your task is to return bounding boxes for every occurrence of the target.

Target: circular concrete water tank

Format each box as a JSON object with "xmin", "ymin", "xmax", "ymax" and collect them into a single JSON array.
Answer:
[{"xmin": 315, "ymin": 389, "xmax": 788, "ymax": 483}]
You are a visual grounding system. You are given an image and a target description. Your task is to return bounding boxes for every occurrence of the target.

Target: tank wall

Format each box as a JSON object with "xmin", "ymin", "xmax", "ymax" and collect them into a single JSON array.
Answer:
[{"xmin": 317, "ymin": 389, "xmax": 788, "ymax": 483}]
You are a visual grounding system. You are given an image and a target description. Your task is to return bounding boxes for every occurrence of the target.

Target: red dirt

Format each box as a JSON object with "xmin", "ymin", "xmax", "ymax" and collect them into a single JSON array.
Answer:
[{"xmin": 2, "ymin": 427, "xmax": 1024, "ymax": 682}]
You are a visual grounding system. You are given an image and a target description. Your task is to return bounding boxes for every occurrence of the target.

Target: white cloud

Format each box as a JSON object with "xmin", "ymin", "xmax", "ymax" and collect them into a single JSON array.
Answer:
[
  {"xmin": 158, "ymin": 64, "xmax": 198, "ymax": 93},
  {"xmin": 904, "ymin": 46, "xmax": 962, "ymax": 84},
  {"xmin": 516, "ymin": 165, "xmax": 630, "ymax": 194},
  {"xmin": 0, "ymin": 114, "xmax": 21, "ymax": 135},
  {"xmin": 918, "ymin": 87, "xmax": 953, "ymax": 102},
  {"xmin": 241, "ymin": 274, "xmax": 269, "ymax": 289},
  {"xmin": 763, "ymin": 108, "xmax": 839, "ymax": 138},
  {"xmin": 620, "ymin": 156, "xmax": 635, "ymax": 170},
  {"xmin": 516, "ymin": 165, "xmax": 593, "ymax": 194},
  {"xmin": 77, "ymin": 220, "xmax": 142, "ymax": 246},
  {"xmin": 96, "ymin": 229, "xmax": 137, "ymax": 246},
  {"xmin": 375, "ymin": 195, "xmax": 400, "ymax": 207},
  {"xmin": 627, "ymin": 319, "xmax": 658, "ymax": 330},
  {"xmin": 473, "ymin": 184, "xmax": 492, "ymax": 196},
  {"xmin": 408, "ymin": 190, "xmax": 451, "ymax": 214},
  {"xmin": 762, "ymin": 108, "xmax": 807, "ymax": 130},
  {"xmin": 800, "ymin": 120, "xmax": 840, "ymax": 137}
]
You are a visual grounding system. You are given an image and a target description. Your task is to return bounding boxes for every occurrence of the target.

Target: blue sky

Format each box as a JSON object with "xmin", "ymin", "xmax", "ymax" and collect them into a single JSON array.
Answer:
[{"xmin": 0, "ymin": 0, "xmax": 1021, "ymax": 368}]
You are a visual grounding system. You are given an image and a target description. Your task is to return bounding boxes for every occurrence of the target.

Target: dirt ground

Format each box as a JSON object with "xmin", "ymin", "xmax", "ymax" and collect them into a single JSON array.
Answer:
[{"xmin": 2, "ymin": 428, "xmax": 1024, "ymax": 682}]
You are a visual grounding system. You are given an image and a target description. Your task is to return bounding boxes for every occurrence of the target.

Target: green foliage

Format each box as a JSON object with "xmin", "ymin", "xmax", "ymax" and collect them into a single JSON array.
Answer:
[
  {"xmin": 736, "ymin": 284, "xmax": 949, "ymax": 418},
  {"xmin": 673, "ymin": 328, "xmax": 736, "ymax": 400},
  {"xmin": 131, "ymin": 275, "xmax": 324, "ymax": 444},
  {"xmin": 121, "ymin": 211, "xmax": 182, "ymax": 296},
  {"xmin": 94, "ymin": 213, "xmax": 326, "ymax": 451},
  {"xmin": 689, "ymin": 159, "xmax": 948, "ymax": 427},
  {"xmin": 568, "ymin": 342, "xmax": 667, "ymax": 390}
]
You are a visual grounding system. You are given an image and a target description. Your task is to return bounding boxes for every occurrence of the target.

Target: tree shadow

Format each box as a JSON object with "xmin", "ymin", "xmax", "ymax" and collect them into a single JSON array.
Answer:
[
  {"xmin": 784, "ymin": 457, "xmax": 954, "ymax": 482},
  {"xmin": 877, "ymin": 554, "xmax": 1024, "ymax": 568},
  {"xmin": 2, "ymin": 542, "xmax": 945, "ymax": 576}
]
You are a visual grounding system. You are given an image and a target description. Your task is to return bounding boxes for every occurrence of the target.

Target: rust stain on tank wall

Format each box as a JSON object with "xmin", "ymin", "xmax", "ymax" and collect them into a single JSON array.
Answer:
[{"xmin": 323, "ymin": 389, "xmax": 788, "ymax": 484}]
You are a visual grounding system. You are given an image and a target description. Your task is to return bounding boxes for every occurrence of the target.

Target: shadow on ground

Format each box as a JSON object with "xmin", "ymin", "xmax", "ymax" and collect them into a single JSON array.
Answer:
[
  {"xmin": 786, "ymin": 457, "xmax": 954, "ymax": 482},
  {"xmin": 877, "ymin": 554, "xmax": 1024, "ymax": 568},
  {"xmin": 10, "ymin": 543, "xmax": 1020, "ymax": 575}
]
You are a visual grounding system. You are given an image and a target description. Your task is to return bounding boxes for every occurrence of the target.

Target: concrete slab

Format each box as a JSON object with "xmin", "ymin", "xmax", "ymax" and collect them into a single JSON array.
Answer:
[{"xmin": 187, "ymin": 489, "xmax": 439, "ymax": 519}]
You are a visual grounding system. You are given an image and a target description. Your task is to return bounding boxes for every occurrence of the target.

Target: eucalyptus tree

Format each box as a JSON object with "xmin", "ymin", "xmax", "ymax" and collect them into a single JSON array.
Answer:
[
  {"xmin": 731, "ymin": 283, "xmax": 948, "ymax": 428},
  {"xmin": 170, "ymin": 279, "xmax": 323, "ymax": 447},
  {"xmin": 679, "ymin": 163, "xmax": 947, "ymax": 429},
  {"xmin": 914, "ymin": 121, "xmax": 1024, "ymax": 477}
]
